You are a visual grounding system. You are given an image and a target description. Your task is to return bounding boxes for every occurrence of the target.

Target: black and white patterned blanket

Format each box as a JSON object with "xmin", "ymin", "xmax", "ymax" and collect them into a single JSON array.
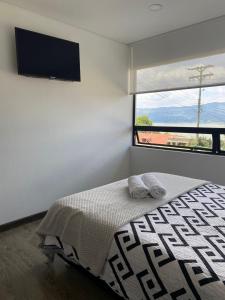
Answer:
[{"xmin": 42, "ymin": 184, "xmax": 225, "ymax": 300}]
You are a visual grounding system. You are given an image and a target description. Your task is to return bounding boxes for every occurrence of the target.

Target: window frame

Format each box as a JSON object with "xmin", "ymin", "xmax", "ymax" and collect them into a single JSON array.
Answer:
[{"xmin": 132, "ymin": 95, "xmax": 225, "ymax": 156}]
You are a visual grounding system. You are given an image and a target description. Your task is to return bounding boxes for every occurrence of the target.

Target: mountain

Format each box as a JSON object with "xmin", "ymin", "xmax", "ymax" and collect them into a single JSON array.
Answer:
[{"xmin": 136, "ymin": 102, "xmax": 225, "ymax": 124}]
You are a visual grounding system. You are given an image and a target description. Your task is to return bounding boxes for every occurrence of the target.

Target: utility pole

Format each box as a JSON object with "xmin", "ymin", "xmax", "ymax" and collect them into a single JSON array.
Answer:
[
  {"xmin": 188, "ymin": 65, "xmax": 214, "ymax": 145},
  {"xmin": 188, "ymin": 65, "xmax": 214, "ymax": 128}
]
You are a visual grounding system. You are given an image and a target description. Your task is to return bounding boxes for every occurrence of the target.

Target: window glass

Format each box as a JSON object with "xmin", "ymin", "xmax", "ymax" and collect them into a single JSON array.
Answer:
[
  {"xmin": 220, "ymin": 135, "xmax": 225, "ymax": 151},
  {"xmin": 136, "ymin": 131, "xmax": 212, "ymax": 152},
  {"xmin": 136, "ymin": 86, "xmax": 225, "ymax": 128}
]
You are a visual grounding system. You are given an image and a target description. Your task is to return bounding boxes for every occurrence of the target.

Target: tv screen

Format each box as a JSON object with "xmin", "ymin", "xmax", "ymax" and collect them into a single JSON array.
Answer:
[{"xmin": 15, "ymin": 27, "xmax": 81, "ymax": 81}]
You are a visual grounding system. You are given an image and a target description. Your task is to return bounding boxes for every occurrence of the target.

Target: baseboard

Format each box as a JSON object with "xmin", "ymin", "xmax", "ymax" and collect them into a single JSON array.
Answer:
[{"xmin": 0, "ymin": 211, "xmax": 47, "ymax": 233}]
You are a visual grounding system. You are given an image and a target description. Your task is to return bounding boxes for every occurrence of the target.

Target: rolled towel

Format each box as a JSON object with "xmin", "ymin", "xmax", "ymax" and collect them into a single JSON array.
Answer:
[
  {"xmin": 142, "ymin": 173, "xmax": 166, "ymax": 199},
  {"xmin": 128, "ymin": 175, "xmax": 149, "ymax": 199}
]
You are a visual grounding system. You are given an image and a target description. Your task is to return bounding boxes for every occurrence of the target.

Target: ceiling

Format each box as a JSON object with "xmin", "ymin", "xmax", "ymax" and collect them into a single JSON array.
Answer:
[{"xmin": 2, "ymin": 0, "xmax": 225, "ymax": 44}]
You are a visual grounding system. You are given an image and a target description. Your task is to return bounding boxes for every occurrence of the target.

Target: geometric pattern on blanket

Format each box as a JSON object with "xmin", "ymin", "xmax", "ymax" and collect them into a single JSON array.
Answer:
[
  {"xmin": 104, "ymin": 184, "xmax": 225, "ymax": 300},
  {"xmin": 42, "ymin": 184, "xmax": 225, "ymax": 300}
]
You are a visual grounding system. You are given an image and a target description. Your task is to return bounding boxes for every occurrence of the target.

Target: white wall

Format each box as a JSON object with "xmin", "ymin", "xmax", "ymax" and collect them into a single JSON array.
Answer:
[
  {"xmin": 131, "ymin": 147, "xmax": 225, "ymax": 185},
  {"xmin": 0, "ymin": 2, "xmax": 132, "ymax": 225}
]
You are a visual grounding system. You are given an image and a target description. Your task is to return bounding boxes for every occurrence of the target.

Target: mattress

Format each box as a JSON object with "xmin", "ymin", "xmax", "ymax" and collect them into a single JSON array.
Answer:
[{"xmin": 41, "ymin": 183, "xmax": 225, "ymax": 300}]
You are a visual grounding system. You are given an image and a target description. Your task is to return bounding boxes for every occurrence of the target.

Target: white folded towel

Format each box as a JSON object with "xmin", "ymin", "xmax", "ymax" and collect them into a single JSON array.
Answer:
[
  {"xmin": 142, "ymin": 173, "xmax": 166, "ymax": 199},
  {"xmin": 128, "ymin": 175, "xmax": 149, "ymax": 199}
]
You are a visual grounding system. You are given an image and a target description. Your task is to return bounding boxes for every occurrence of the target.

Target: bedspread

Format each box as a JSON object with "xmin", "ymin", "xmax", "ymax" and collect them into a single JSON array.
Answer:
[
  {"xmin": 37, "ymin": 173, "xmax": 206, "ymax": 275},
  {"xmin": 41, "ymin": 183, "xmax": 225, "ymax": 299}
]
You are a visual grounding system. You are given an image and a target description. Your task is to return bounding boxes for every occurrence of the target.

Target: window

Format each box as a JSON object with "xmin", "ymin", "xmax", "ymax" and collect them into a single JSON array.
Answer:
[
  {"xmin": 133, "ymin": 85, "xmax": 225, "ymax": 155},
  {"xmin": 131, "ymin": 51, "xmax": 225, "ymax": 155}
]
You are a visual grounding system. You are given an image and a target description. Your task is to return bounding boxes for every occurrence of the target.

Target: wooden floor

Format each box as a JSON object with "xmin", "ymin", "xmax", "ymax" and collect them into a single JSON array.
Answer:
[{"xmin": 0, "ymin": 220, "xmax": 118, "ymax": 300}]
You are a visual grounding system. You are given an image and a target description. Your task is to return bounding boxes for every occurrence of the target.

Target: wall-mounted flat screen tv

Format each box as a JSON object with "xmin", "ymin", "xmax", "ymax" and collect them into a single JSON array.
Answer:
[{"xmin": 15, "ymin": 27, "xmax": 81, "ymax": 81}]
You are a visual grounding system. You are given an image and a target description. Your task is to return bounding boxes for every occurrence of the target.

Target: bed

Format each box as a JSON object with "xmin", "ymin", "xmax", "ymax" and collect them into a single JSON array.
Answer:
[{"xmin": 37, "ymin": 175, "xmax": 225, "ymax": 300}]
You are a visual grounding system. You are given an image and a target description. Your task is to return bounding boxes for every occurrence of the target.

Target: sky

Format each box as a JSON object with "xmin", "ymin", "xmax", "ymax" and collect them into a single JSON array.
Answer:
[{"xmin": 136, "ymin": 85, "xmax": 225, "ymax": 109}]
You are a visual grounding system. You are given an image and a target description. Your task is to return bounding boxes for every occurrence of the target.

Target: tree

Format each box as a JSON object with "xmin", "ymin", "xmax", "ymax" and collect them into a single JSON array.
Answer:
[
  {"xmin": 189, "ymin": 136, "xmax": 212, "ymax": 148},
  {"xmin": 136, "ymin": 115, "xmax": 153, "ymax": 126}
]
